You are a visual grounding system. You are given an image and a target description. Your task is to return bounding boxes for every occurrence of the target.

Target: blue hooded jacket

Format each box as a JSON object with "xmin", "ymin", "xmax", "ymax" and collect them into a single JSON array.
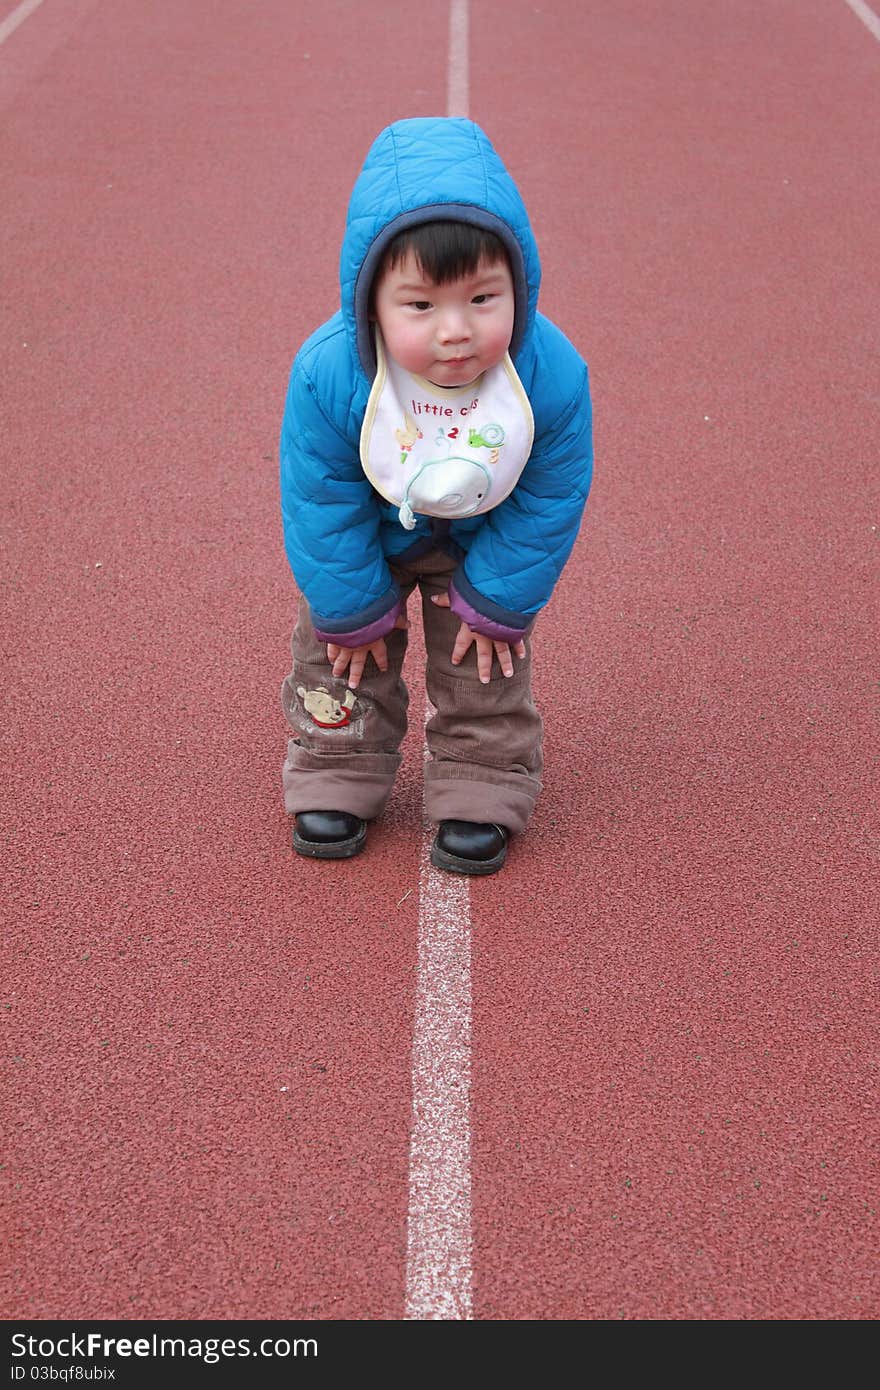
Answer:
[{"xmin": 280, "ymin": 117, "xmax": 593, "ymax": 646}]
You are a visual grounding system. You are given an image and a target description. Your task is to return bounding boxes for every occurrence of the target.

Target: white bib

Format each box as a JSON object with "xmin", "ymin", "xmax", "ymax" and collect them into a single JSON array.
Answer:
[{"xmin": 360, "ymin": 329, "xmax": 535, "ymax": 531}]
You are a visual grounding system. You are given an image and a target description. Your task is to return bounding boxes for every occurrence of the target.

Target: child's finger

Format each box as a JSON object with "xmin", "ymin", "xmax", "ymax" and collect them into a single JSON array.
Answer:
[
  {"xmin": 450, "ymin": 624, "xmax": 472, "ymax": 666},
  {"xmin": 348, "ymin": 651, "xmax": 365, "ymax": 688},
  {"xmin": 332, "ymin": 649, "xmax": 350, "ymax": 678},
  {"xmin": 371, "ymin": 639, "xmax": 388, "ymax": 672},
  {"xmin": 431, "ymin": 592, "xmax": 451, "ymax": 608},
  {"xmin": 515, "ymin": 640, "xmax": 526, "ymax": 658},
  {"xmin": 327, "ymin": 643, "xmax": 340, "ymax": 662},
  {"xmin": 495, "ymin": 641, "xmax": 514, "ymax": 678}
]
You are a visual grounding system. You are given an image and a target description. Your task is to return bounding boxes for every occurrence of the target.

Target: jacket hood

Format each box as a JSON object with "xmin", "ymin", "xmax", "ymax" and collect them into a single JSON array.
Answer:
[{"xmin": 341, "ymin": 117, "xmax": 541, "ymax": 379}]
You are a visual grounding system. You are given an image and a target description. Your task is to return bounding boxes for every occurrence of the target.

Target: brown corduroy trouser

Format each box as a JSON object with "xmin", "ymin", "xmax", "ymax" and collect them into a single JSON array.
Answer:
[{"xmin": 281, "ymin": 549, "xmax": 543, "ymax": 833}]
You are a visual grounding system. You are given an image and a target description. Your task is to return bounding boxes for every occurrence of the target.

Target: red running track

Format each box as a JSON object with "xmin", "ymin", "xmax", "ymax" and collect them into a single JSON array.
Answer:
[{"xmin": 2, "ymin": 0, "xmax": 878, "ymax": 1320}]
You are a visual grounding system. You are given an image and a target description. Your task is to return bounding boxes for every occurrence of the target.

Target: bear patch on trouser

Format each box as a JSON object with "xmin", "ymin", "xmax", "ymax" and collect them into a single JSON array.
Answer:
[{"xmin": 281, "ymin": 549, "xmax": 543, "ymax": 834}]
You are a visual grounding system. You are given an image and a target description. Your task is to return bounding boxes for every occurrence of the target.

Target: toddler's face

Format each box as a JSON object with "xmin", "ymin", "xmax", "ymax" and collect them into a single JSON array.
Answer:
[{"xmin": 373, "ymin": 250, "xmax": 515, "ymax": 388}]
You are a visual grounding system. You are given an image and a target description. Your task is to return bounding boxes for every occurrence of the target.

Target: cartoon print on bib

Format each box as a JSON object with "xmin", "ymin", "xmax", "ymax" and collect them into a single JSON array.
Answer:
[
  {"xmin": 395, "ymin": 411, "xmax": 423, "ymax": 465},
  {"xmin": 361, "ymin": 328, "xmax": 534, "ymax": 532},
  {"xmin": 468, "ymin": 422, "xmax": 505, "ymax": 449},
  {"xmin": 398, "ymin": 422, "xmax": 502, "ymax": 530}
]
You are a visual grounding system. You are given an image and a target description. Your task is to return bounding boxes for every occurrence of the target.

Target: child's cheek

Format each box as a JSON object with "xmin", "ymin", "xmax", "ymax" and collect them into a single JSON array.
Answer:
[
  {"xmin": 486, "ymin": 321, "xmax": 514, "ymax": 365},
  {"xmin": 402, "ymin": 324, "xmax": 432, "ymax": 373}
]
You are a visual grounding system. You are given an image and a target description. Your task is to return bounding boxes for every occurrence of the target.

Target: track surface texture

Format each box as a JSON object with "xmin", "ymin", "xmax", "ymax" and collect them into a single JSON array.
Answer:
[{"xmin": 2, "ymin": 0, "xmax": 878, "ymax": 1321}]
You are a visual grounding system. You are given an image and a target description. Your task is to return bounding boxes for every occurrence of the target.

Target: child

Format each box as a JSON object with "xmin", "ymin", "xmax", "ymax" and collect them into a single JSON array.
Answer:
[{"xmin": 280, "ymin": 118, "xmax": 593, "ymax": 875}]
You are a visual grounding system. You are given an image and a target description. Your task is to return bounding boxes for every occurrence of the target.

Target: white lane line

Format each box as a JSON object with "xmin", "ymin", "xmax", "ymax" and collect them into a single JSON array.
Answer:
[
  {"xmin": 405, "ymin": 787, "xmax": 472, "ymax": 1320},
  {"xmin": 0, "ymin": 0, "xmax": 45, "ymax": 47},
  {"xmin": 844, "ymin": 0, "xmax": 880, "ymax": 41},
  {"xmin": 447, "ymin": 0, "xmax": 469, "ymax": 118}
]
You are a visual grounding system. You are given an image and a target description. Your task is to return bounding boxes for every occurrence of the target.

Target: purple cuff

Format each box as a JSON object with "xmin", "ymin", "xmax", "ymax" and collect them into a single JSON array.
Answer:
[
  {"xmin": 313, "ymin": 599, "xmax": 403, "ymax": 648},
  {"xmin": 448, "ymin": 581, "xmax": 529, "ymax": 643}
]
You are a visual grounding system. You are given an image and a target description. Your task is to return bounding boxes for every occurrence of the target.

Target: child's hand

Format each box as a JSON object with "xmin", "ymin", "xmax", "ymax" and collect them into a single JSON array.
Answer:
[
  {"xmin": 326, "ymin": 610, "xmax": 408, "ymax": 689},
  {"xmin": 326, "ymin": 638, "xmax": 387, "ymax": 689},
  {"xmin": 431, "ymin": 592, "xmax": 526, "ymax": 684}
]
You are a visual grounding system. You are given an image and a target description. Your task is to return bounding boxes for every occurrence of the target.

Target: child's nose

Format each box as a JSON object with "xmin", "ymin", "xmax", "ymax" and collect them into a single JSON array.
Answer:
[{"xmin": 437, "ymin": 309, "xmax": 471, "ymax": 344}]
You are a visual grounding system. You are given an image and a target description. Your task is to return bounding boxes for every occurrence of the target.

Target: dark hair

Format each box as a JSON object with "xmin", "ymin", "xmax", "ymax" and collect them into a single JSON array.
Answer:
[{"xmin": 379, "ymin": 221, "xmax": 509, "ymax": 287}]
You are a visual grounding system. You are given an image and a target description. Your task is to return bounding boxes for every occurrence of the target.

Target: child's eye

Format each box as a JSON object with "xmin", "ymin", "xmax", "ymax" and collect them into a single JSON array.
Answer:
[
  {"xmin": 409, "ymin": 301, "xmax": 432, "ymax": 311},
  {"xmin": 471, "ymin": 294, "xmax": 492, "ymax": 304}
]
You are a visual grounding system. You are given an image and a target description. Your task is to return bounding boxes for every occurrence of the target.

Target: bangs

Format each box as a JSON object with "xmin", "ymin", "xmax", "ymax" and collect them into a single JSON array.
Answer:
[{"xmin": 383, "ymin": 221, "xmax": 508, "ymax": 285}]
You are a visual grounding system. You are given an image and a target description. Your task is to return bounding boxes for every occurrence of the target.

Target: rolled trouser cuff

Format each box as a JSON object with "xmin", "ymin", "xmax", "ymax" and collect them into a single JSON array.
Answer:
[
  {"xmin": 282, "ymin": 742, "xmax": 401, "ymax": 819},
  {"xmin": 423, "ymin": 763, "xmax": 541, "ymax": 835}
]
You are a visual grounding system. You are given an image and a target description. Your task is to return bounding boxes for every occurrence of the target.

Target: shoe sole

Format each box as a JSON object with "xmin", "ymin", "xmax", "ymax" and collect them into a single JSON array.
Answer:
[
  {"xmin": 292, "ymin": 824, "xmax": 367, "ymax": 860},
  {"xmin": 429, "ymin": 841, "xmax": 508, "ymax": 876}
]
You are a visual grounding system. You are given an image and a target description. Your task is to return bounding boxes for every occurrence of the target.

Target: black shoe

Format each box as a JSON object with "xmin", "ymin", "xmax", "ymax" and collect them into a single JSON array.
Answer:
[
  {"xmin": 430, "ymin": 819, "xmax": 509, "ymax": 876},
  {"xmin": 293, "ymin": 810, "xmax": 367, "ymax": 860}
]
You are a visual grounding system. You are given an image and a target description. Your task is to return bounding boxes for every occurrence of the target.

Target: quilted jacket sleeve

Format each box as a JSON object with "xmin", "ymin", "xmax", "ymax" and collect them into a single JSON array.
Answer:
[
  {"xmin": 449, "ymin": 362, "xmax": 593, "ymax": 642},
  {"xmin": 280, "ymin": 356, "xmax": 403, "ymax": 646}
]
